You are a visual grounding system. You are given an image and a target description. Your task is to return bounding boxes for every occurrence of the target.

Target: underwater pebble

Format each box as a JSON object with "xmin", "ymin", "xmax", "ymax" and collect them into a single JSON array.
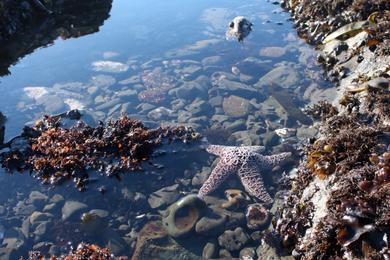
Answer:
[
  {"xmin": 148, "ymin": 184, "xmax": 181, "ymax": 209},
  {"xmin": 61, "ymin": 201, "xmax": 88, "ymax": 221},
  {"xmin": 202, "ymin": 242, "xmax": 218, "ymax": 259},
  {"xmin": 222, "ymin": 95, "xmax": 252, "ymax": 118}
]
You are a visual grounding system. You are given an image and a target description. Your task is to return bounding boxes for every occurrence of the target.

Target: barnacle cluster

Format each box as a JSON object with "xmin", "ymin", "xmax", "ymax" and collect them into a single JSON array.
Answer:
[
  {"xmin": 275, "ymin": 89, "xmax": 390, "ymax": 258},
  {"xmin": 0, "ymin": 114, "xmax": 198, "ymax": 190},
  {"xmin": 29, "ymin": 242, "xmax": 123, "ymax": 259},
  {"xmin": 282, "ymin": 0, "xmax": 390, "ymax": 45}
]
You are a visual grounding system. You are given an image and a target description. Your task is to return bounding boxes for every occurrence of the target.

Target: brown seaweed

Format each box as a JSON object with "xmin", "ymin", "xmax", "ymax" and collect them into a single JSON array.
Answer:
[{"xmin": 0, "ymin": 114, "xmax": 199, "ymax": 190}]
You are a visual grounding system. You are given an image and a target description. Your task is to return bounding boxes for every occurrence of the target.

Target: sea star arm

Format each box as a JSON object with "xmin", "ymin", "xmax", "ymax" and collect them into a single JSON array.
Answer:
[
  {"xmin": 238, "ymin": 162, "xmax": 273, "ymax": 205},
  {"xmin": 198, "ymin": 162, "xmax": 236, "ymax": 199},
  {"xmin": 206, "ymin": 145, "xmax": 227, "ymax": 156},
  {"xmin": 264, "ymin": 152, "xmax": 292, "ymax": 169}
]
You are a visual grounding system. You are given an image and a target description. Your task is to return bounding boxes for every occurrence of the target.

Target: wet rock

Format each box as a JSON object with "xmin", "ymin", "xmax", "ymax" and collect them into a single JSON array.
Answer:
[
  {"xmin": 32, "ymin": 241, "xmax": 53, "ymax": 253},
  {"xmin": 240, "ymin": 247, "xmax": 256, "ymax": 259},
  {"xmin": 117, "ymin": 89, "xmax": 137, "ymax": 98},
  {"xmin": 256, "ymin": 241, "xmax": 294, "ymax": 260},
  {"xmin": 162, "ymin": 194, "xmax": 206, "ymax": 237},
  {"xmin": 224, "ymin": 119, "xmax": 246, "ymax": 132},
  {"xmin": 223, "ymin": 96, "xmax": 252, "ymax": 118},
  {"xmin": 148, "ymin": 184, "xmax": 181, "ymax": 209},
  {"xmin": 95, "ymin": 98, "xmax": 121, "ymax": 111},
  {"xmin": 180, "ymin": 65, "xmax": 202, "ymax": 79},
  {"xmin": 133, "ymin": 221, "xmax": 199, "ymax": 260},
  {"xmin": 1, "ymin": 237, "xmax": 25, "ymax": 259},
  {"xmin": 19, "ymin": 218, "xmax": 30, "ymax": 240},
  {"xmin": 202, "ymin": 242, "xmax": 218, "ymax": 259},
  {"xmin": 256, "ymin": 62, "xmax": 301, "ymax": 90},
  {"xmin": 137, "ymin": 103, "xmax": 155, "ymax": 114},
  {"xmin": 367, "ymin": 77, "xmax": 389, "ymax": 89},
  {"xmin": 186, "ymin": 99, "xmax": 211, "ymax": 116},
  {"xmin": 211, "ymin": 115, "xmax": 229, "ymax": 125},
  {"xmin": 106, "ymin": 231, "xmax": 127, "ymax": 255},
  {"xmin": 29, "ymin": 212, "xmax": 53, "ymax": 227},
  {"xmin": 90, "ymin": 75, "xmax": 116, "ymax": 88},
  {"xmin": 208, "ymin": 96, "xmax": 223, "ymax": 108},
  {"xmin": 231, "ymin": 131, "xmax": 261, "ymax": 146},
  {"xmin": 202, "ymin": 56, "xmax": 222, "ymax": 66},
  {"xmin": 195, "ymin": 206, "xmax": 245, "ymax": 236},
  {"xmin": 118, "ymin": 225, "xmax": 131, "ymax": 233},
  {"xmin": 219, "ymin": 249, "xmax": 233, "ymax": 258},
  {"xmin": 235, "ymin": 57, "xmax": 273, "ymax": 77},
  {"xmin": 171, "ymin": 99, "xmax": 187, "ymax": 111},
  {"xmin": 191, "ymin": 167, "xmax": 211, "ymax": 187},
  {"xmin": 50, "ymin": 194, "xmax": 64, "ymax": 204},
  {"xmin": 216, "ymin": 78, "xmax": 258, "ymax": 98},
  {"xmin": 218, "ymin": 227, "xmax": 249, "ymax": 252},
  {"xmin": 188, "ymin": 116, "xmax": 208, "ymax": 126},
  {"xmin": 275, "ymin": 128, "xmax": 296, "ymax": 138},
  {"xmin": 27, "ymin": 191, "xmax": 48, "ymax": 209},
  {"xmin": 119, "ymin": 76, "xmax": 140, "ymax": 85},
  {"xmin": 42, "ymin": 203, "xmax": 57, "ymax": 213},
  {"xmin": 303, "ymin": 84, "xmax": 338, "ymax": 104},
  {"xmin": 48, "ymin": 245, "xmax": 60, "ymax": 256},
  {"xmin": 177, "ymin": 110, "xmax": 192, "ymax": 123},
  {"xmin": 259, "ymin": 46, "xmax": 287, "ymax": 57},
  {"xmin": 81, "ymin": 209, "xmax": 110, "ymax": 235},
  {"xmin": 13, "ymin": 202, "xmax": 36, "ymax": 216},
  {"xmin": 170, "ymin": 81, "xmax": 207, "ymax": 100},
  {"xmin": 147, "ymin": 107, "xmax": 175, "ymax": 120},
  {"xmin": 62, "ymin": 201, "xmax": 88, "ymax": 221},
  {"xmin": 33, "ymin": 221, "xmax": 51, "ymax": 242},
  {"xmin": 262, "ymin": 131, "xmax": 279, "ymax": 148},
  {"xmin": 296, "ymin": 126, "xmax": 318, "ymax": 140}
]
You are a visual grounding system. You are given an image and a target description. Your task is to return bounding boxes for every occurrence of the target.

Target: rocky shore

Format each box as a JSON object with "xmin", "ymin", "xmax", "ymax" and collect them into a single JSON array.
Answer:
[{"xmin": 276, "ymin": 0, "xmax": 390, "ymax": 259}]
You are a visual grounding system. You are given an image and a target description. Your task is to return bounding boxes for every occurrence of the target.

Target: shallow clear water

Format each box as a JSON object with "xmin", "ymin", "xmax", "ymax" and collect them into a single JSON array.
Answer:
[{"xmin": 0, "ymin": 0, "xmax": 329, "ymax": 258}]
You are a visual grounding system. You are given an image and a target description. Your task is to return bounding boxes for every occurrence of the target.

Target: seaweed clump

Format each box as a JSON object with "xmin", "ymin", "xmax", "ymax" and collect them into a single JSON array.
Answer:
[
  {"xmin": 29, "ymin": 242, "xmax": 124, "ymax": 259},
  {"xmin": 276, "ymin": 90, "xmax": 390, "ymax": 259},
  {"xmin": 0, "ymin": 114, "xmax": 198, "ymax": 190}
]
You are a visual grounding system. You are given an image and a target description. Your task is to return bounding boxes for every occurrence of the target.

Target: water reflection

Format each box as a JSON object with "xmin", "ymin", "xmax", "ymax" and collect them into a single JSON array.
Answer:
[{"xmin": 0, "ymin": 0, "xmax": 113, "ymax": 76}]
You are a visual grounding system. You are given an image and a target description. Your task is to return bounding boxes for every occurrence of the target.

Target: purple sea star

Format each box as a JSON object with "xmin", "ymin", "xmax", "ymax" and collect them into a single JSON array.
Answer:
[{"xmin": 198, "ymin": 145, "xmax": 291, "ymax": 205}]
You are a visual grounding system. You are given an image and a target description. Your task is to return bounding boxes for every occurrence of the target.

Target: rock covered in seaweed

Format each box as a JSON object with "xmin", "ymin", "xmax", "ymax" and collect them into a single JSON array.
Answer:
[
  {"xmin": 276, "ymin": 91, "xmax": 390, "ymax": 259},
  {"xmin": 0, "ymin": 113, "xmax": 199, "ymax": 190}
]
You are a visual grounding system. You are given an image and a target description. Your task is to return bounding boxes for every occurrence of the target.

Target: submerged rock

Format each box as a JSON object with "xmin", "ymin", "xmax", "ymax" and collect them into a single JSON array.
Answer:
[
  {"xmin": 162, "ymin": 194, "xmax": 206, "ymax": 238},
  {"xmin": 61, "ymin": 201, "xmax": 88, "ymax": 221},
  {"xmin": 148, "ymin": 184, "xmax": 181, "ymax": 209},
  {"xmin": 222, "ymin": 95, "xmax": 252, "ymax": 118},
  {"xmin": 218, "ymin": 227, "xmax": 249, "ymax": 252}
]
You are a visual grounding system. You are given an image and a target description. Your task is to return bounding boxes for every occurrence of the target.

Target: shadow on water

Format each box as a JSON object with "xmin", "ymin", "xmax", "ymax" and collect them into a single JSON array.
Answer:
[{"xmin": 0, "ymin": 0, "xmax": 113, "ymax": 76}]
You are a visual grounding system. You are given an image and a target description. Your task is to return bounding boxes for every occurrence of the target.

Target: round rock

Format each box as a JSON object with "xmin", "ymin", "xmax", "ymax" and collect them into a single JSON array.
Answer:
[{"xmin": 218, "ymin": 227, "xmax": 249, "ymax": 252}]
